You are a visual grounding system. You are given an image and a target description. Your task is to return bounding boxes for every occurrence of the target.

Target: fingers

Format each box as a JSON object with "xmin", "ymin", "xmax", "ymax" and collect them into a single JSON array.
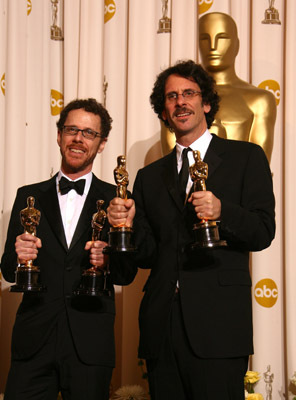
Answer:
[
  {"xmin": 86, "ymin": 240, "xmax": 109, "ymax": 269},
  {"xmin": 107, "ymin": 198, "xmax": 135, "ymax": 228},
  {"xmin": 188, "ymin": 191, "xmax": 221, "ymax": 220},
  {"xmin": 15, "ymin": 233, "xmax": 42, "ymax": 263}
]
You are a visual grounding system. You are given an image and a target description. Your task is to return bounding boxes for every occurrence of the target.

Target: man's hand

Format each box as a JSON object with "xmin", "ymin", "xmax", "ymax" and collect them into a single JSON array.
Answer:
[
  {"xmin": 107, "ymin": 198, "xmax": 135, "ymax": 228},
  {"xmin": 85, "ymin": 240, "xmax": 109, "ymax": 269},
  {"xmin": 188, "ymin": 191, "xmax": 221, "ymax": 220},
  {"xmin": 15, "ymin": 233, "xmax": 42, "ymax": 264}
]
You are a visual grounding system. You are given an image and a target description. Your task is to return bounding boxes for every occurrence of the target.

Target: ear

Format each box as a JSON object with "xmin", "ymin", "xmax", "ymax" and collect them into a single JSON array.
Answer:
[
  {"xmin": 203, "ymin": 103, "xmax": 211, "ymax": 114},
  {"xmin": 97, "ymin": 137, "xmax": 107, "ymax": 154},
  {"xmin": 162, "ymin": 109, "xmax": 168, "ymax": 121}
]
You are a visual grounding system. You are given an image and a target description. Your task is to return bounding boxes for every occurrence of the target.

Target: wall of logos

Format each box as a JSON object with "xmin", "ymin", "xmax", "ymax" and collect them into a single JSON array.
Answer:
[{"xmin": 0, "ymin": 0, "xmax": 295, "ymax": 398}]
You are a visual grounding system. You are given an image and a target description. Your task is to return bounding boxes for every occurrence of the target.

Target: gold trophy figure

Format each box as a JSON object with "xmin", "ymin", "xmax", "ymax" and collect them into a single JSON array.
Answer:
[
  {"xmin": 114, "ymin": 155, "xmax": 129, "ymax": 200},
  {"xmin": 50, "ymin": 0, "xmax": 64, "ymax": 40},
  {"xmin": 10, "ymin": 196, "xmax": 45, "ymax": 292},
  {"xmin": 262, "ymin": 0, "xmax": 281, "ymax": 24},
  {"xmin": 74, "ymin": 200, "xmax": 111, "ymax": 297},
  {"xmin": 189, "ymin": 151, "xmax": 227, "ymax": 249},
  {"xmin": 157, "ymin": 0, "xmax": 171, "ymax": 33},
  {"xmin": 104, "ymin": 155, "xmax": 136, "ymax": 253}
]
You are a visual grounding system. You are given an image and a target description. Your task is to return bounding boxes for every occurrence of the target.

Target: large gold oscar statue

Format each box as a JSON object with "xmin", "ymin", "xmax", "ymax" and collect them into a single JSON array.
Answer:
[{"xmin": 161, "ymin": 12, "xmax": 276, "ymax": 162}]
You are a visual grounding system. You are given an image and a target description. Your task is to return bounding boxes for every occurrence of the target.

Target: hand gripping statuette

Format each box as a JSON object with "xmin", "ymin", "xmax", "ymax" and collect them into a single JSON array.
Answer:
[
  {"xmin": 10, "ymin": 196, "xmax": 46, "ymax": 292},
  {"xmin": 104, "ymin": 155, "xmax": 136, "ymax": 253},
  {"xmin": 189, "ymin": 151, "xmax": 227, "ymax": 250},
  {"xmin": 74, "ymin": 200, "xmax": 111, "ymax": 297}
]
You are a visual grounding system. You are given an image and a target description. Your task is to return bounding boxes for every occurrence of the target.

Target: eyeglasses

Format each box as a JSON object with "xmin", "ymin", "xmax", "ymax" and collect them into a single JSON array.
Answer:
[
  {"xmin": 165, "ymin": 89, "xmax": 202, "ymax": 103},
  {"xmin": 62, "ymin": 126, "xmax": 103, "ymax": 140}
]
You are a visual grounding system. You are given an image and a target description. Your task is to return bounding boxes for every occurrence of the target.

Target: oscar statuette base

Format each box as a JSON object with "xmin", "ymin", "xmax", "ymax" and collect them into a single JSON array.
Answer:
[
  {"xmin": 190, "ymin": 220, "xmax": 227, "ymax": 250},
  {"xmin": 73, "ymin": 268, "xmax": 111, "ymax": 297},
  {"xmin": 103, "ymin": 226, "xmax": 136, "ymax": 254},
  {"xmin": 10, "ymin": 266, "xmax": 46, "ymax": 292}
]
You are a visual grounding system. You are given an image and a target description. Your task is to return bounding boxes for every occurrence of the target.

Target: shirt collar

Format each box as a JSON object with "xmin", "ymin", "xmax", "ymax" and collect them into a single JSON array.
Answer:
[
  {"xmin": 56, "ymin": 171, "xmax": 93, "ymax": 196},
  {"xmin": 176, "ymin": 129, "xmax": 212, "ymax": 163}
]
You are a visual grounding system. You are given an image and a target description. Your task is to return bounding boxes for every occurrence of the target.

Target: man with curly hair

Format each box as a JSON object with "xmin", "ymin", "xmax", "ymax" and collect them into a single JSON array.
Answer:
[{"xmin": 108, "ymin": 60, "xmax": 275, "ymax": 399}]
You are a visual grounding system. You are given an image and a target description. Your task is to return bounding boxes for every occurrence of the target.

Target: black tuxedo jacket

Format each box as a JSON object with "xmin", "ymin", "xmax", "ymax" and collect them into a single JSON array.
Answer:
[
  {"xmin": 131, "ymin": 135, "xmax": 275, "ymax": 360},
  {"xmin": 0, "ymin": 174, "xmax": 136, "ymax": 367}
]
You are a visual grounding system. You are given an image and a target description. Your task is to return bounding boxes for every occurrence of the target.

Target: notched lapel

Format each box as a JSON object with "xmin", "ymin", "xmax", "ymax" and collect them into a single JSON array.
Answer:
[
  {"xmin": 68, "ymin": 178, "xmax": 106, "ymax": 252},
  {"xmin": 38, "ymin": 178, "xmax": 68, "ymax": 251},
  {"xmin": 204, "ymin": 138, "xmax": 223, "ymax": 181}
]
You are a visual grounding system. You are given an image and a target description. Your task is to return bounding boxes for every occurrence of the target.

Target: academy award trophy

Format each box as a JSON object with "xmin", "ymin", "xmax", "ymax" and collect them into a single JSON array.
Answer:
[
  {"xmin": 74, "ymin": 200, "xmax": 111, "ymax": 297},
  {"xmin": 189, "ymin": 151, "xmax": 227, "ymax": 250},
  {"xmin": 262, "ymin": 0, "xmax": 281, "ymax": 25},
  {"xmin": 104, "ymin": 155, "xmax": 136, "ymax": 253},
  {"xmin": 10, "ymin": 196, "xmax": 46, "ymax": 292},
  {"xmin": 157, "ymin": 0, "xmax": 171, "ymax": 33}
]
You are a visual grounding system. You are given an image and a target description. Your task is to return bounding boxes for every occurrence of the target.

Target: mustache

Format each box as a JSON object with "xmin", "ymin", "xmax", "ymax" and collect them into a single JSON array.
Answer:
[{"xmin": 173, "ymin": 107, "xmax": 193, "ymax": 117}]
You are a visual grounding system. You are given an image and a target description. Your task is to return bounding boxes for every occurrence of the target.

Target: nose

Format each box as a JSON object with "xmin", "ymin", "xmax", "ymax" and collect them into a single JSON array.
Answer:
[
  {"xmin": 175, "ymin": 93, "xmax": 186, "ymax": 106},
  {"xmin": 73, "ymin": 129, "xmax": 84, "ymax": 141}
]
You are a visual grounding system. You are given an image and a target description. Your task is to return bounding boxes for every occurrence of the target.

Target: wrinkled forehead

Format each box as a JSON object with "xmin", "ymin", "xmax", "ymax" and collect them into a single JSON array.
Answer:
[{"xmin": 199, "ymin": 13, "xmax": 237, "ymax": 39}]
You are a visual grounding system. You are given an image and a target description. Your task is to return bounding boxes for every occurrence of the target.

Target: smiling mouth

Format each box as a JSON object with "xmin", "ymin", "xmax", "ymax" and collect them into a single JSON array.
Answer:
[
  {"xmin": 69, "ymin": 148, "xmax": 85, "ymax": 154},
  {"xmin": 174, "ymin": 108, "xmax": 193, "ymax": 119},
  {"xmin": 176, "ymin": 112, "xmax": 191, "ymax": 117}
]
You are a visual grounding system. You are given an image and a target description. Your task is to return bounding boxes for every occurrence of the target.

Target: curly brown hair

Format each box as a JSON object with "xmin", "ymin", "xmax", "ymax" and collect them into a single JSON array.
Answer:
[{"xmin": 150, "ymin": 60, "xmax": 220, "ymax": 129}]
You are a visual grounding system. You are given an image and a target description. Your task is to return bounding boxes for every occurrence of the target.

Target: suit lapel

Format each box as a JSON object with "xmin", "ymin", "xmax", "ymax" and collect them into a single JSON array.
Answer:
[
  {"xmin": 38, "ymin": 175, "xmax": 68, "ymax": 251},
  {"xmin": 68, "ymin": 175, "xmax": 106, "ymax": 252},
  {"xmin": 204, "ymin": 135, "xmax": 224, "ymax": 180}
]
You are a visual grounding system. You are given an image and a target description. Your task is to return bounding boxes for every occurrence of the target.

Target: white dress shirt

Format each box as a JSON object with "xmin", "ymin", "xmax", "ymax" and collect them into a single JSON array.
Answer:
[{"xmin": 56, "ymin": 171, "xmax": 93, "ymax": 247}]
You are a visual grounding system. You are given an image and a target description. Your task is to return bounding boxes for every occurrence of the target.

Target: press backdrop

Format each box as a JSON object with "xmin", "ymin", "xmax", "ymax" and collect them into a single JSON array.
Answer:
[{"xmin": 0, "ymin": 1, "xmax": 295, "ymax": 398}]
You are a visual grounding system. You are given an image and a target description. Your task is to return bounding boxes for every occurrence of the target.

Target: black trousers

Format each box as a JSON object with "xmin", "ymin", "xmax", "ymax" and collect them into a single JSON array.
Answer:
[
  {"xmin": 5, "ymin": 311, "xmax": 112, "ymax": 400},
  {"xmin": 146, "ymin": 292, "xmax": 248, "ymax": 400}
]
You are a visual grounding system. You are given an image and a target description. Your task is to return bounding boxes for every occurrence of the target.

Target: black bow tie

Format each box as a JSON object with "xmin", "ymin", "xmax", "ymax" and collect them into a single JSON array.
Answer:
[{"xmin": 59, "ymin": 176, "xmax": 86, "ymax": 195}]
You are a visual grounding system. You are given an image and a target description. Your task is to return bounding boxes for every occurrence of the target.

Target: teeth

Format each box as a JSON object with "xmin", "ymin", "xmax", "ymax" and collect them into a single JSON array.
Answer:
[
  {"xmin": 177, "ymin": 113, "xmax": 190, "ymax": 117},
  {"xmin": 71, "ymin": 148, "xmax": 84, "ymax": 153}
]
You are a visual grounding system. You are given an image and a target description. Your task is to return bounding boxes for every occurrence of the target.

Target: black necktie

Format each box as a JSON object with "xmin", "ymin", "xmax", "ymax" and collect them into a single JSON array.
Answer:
[
  {"xmin": 59, "ymin": 176, "xmax": 86, "ymax": 195},
  {"xmin": 179, "ymin": 147, "xmax": 191, "ymax": 202}
]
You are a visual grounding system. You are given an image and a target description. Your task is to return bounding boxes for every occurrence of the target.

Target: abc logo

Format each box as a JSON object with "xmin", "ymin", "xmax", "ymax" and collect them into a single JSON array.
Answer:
[
  {"xmin": 198, "ymin": 0, "xmax": 213, "ymax": 15},
  {"xmin": 254, "ymin": 278, "xmax": 278, "ymax": 308},
  {"xmin": 258, "ymin": 80, "xmax": 280, "ymax": 106},
  {"xmin": 1, "ymin": 73, "xmax": 5, "ymax": 95},
  {"xmin": 51, "ymin": 89, "xmax": 64, "ymax": 116},
  {"xmin": 27, "ymin": 0, "xmax": 32, "ymax": 16},
  {"xmin": 104, "ymin": 0, "xmax": 116, "ymax": 23}
]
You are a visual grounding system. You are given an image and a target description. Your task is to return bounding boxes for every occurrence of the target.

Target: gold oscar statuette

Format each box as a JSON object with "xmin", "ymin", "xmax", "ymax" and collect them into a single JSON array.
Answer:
[
  {"xmin": 10, "ymin": 196, "xmax": 46, "ymax": 292},
  {"xmin": 189, "ymin": 151, "xmax": 227, "ymax": 250},
  {"xmin": 262, "ymin": 0, "xmax": 281, "ymax": 25},
  {"xmin": 74, "ymin": 200, "xmax": 111, "ymax": 297},
  {"xmin": 50, "ymin": 0, "xmax": 64, "ymax": 40},
  {"xmin": 104, "ymin": 155, "xmax": 136, "ymax": 253},
  {"xmin": 157, "ymin": 0, "xmax": 171, "ymax": 33}
]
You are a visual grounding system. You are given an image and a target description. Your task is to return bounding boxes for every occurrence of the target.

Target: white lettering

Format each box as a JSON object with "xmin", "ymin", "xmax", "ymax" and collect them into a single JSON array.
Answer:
[
  {"xmin": 265, "ymin": 85, "xmax": 280, "ymax": 100},
  {"xmin": 199, "ymin": 0, "xmax": 212, "ymax": 4},
  {"xmin": 255, "ymin": 285, "xmax": 278, "ymax": 298},
  {"xmin": 105, "ymin": 4, "xmax": 115, "ymax": 15}
]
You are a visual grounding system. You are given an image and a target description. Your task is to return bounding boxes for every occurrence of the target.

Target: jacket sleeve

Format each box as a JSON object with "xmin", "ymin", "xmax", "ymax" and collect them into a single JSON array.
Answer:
[
  {"xmin": 130, "ymin": 170, "xmax": 158, "ymax": 269},
  {"xmin": 1, "ymin": 189, "xmax": 26, "ymax": 282},
  {"xmin": 219, "ymin": 144, "xmax": 275, "ymax": 251}
]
